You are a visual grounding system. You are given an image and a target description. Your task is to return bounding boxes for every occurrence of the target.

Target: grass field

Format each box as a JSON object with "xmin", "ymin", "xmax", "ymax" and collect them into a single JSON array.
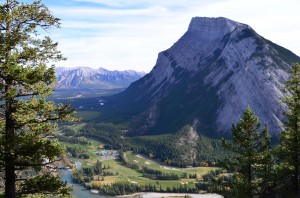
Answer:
[
  {"xmin": 123, "ymin": 151, "xmax": 218, "ymax": 177},
  {"xmin": 60, "ymin": 138, "xmax": 105, "ymax": 165},
  {"xmin": 67, "ymin": 123, "xmax": 86, "ymax": 132},
  {"xmin": 93, "ymin": 158, "xmax": 197, "ymax": 189},
  {"xmin": 59, "ymin": 137, "xmax": 218, "ymax": 190}
]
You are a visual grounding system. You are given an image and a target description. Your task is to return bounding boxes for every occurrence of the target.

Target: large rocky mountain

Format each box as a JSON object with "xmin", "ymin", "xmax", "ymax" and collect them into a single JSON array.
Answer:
[
  {"xmin": 55, "ymin": 67, "xmax": 146, "ymax": 89},
  {"xmin": 100, "ymin": 17, "xmax": 300, "ymax": 137}
]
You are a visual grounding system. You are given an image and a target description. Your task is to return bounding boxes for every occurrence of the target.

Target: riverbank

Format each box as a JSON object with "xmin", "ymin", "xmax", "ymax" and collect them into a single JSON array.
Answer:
[
  {"xmin": 61, "ymin": 169, "xmax": 110, "ymax": 198},
  {"xmin": 117, "ymin": 192, "xmax": 223, "ymax": 198},
  {"xmin": 61, "ymin": 169, "xmax": 223, "ymax": 198}
]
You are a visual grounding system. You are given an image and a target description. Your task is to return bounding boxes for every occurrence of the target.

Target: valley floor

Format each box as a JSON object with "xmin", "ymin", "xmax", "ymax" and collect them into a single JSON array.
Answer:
[{"xmin": 59, "ymin": 123, "xmax": 221, "ymax": 196}]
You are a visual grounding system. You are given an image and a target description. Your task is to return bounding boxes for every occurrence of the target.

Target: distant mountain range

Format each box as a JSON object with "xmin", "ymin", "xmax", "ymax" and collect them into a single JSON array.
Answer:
[
  {"xmin": 96, "ymin": 17, "xmax": 300, "ymax": 137},
  {"xmin": 55, "ymin": 67, "xmax": 146, "ymax": 89}
]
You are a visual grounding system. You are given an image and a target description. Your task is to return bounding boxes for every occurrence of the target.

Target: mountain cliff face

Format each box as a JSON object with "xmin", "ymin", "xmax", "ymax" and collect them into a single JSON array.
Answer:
[
  {"xmin": 102, "ymin": 17, "xmax": 300, "ymax": 137},
  {"xmin": 55, "ymin": 67, "xmax": 146, "ymax": 89}
]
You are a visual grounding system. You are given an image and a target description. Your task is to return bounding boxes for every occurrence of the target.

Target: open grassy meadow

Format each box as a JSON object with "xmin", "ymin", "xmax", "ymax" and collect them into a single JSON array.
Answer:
[
  {"xmin": 92, "ymin": 158, "xmax": 198, "ymax": 190},
  {"xmin": 59, "ymin": 138, "xmax": 105, "ymax": 165},
  {"xmin": 67, "ymin": 123, "xmax": 86, "ymax": 132},
  {"xmin": 123, "ymin": 151, "xmax": 218, "ymax": 177},
  {"xmin": 60, "ymin": 135, "xmax": 218, "ymax": 190}
]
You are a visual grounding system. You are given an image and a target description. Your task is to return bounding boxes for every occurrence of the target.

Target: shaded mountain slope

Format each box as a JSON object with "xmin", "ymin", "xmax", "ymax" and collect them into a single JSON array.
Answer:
[{"xmin": 99, "ymin": 17, "xmax": 300, "ymax": 137}]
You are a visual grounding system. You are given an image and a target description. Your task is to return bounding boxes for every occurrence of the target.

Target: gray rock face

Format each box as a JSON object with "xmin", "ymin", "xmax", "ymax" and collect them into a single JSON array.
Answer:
[
  {"xmin": 105, "ymin": 17, "xmax": 300, "ymax": 136},
  {"xmin": 176, "ymin": 126, "xmax": 199, "ymax": 161},
  {"xmin": 55, "ymin": 67, "xmax": 146, "ymax": 89}
]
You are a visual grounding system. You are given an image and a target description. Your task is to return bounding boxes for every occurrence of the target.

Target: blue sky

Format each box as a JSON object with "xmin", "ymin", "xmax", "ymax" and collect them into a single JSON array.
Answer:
[{"xmin": 6, "ymin": 0, "xmax": 300, "ymax": 72}]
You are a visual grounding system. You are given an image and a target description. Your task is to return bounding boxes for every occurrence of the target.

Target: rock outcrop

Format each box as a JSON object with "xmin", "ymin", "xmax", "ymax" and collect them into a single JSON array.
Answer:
[{"xmin": 102, "ymin": 17, "xmax": 300, "ymax": 137}]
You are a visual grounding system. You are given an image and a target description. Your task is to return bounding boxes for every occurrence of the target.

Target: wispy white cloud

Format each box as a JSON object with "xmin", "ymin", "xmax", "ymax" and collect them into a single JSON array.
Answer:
[
  {"xmin": 48, "ymin": 0, "xmax": 300, "ymax": 72},
  {"xmin": 74, "ymin": 0, "xmax": 146, "ymax": 7},
  {"xmin": 52, "ymin": 6, "xmax": 170, "ymax": 18},
  {"xmin": 74, "ymin": 0, "xmax": 223, "ymax": 8}
]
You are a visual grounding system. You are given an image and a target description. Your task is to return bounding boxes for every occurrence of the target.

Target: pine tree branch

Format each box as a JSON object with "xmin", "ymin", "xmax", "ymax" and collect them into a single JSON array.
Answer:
[
  {"xmin": 15, "ymin": 92, "xmax": 38, "ymax": 97},
  {"xmin": 14, "ymin": 115, "xmax": 61, "ymax": 130}
]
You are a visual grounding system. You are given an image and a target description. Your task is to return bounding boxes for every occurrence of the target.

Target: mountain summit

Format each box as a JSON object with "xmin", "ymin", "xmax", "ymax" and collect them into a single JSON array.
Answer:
[
  {"xmin": 100, "ymin": 17, "xmax": 300, "ymax": 137},
  {"xmin": 55, "ymin": 67, "xmax": 146, "ymax": 89}
]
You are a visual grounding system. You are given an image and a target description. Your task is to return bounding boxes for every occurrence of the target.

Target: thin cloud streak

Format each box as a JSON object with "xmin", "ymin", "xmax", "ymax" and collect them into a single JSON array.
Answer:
[
  {"xmin": 74, "ymin": 0, "xmax": 224, "ymax": 8},
  {"xmin": 48, "ymin": 0, "xmax": 300, "ymax": 72},
  {"xmin": 52, "ymin": 6, "xmax": 170, "ymax": 18}
]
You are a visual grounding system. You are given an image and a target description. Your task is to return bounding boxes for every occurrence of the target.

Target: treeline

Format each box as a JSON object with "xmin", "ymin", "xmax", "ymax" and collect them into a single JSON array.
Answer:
[
  {"xmin": 61, "ymin": 127, "xmax": 77, "ymax": 136},
  {"xmin": 66, "ymin": 146, "xmax": 89, "ymax": 159},
  {"xmin": 142, "ymin": 167, "xmax": 180, "ymax": 180},
  {"xmin": 95, "ymin": 182, "xmax": 143, "ymax": 196},
  {"xmin": 195, "ymin": 169, "xmax": 226, "ymax": 191},
  {"xmin": 84, "ymin": 182, "xmax": 198, "ymax": 196},
  {"xmin": 141, "ymin": 166, "xmax": 196, "ymax": 180},
  {"xmin": 79, "ymin": 122, "xmax": 127, "ymax": 149},
  {"xmin": 130, "ymin": 134, "xmax": 194, "ymax": 167},
  {"xmin": 72, "ymin": 160, "xmax": 116, "ymax": 184},
  {"xmin": 57, "ymin": 136, "xmax": 91, "ymax": 145},
  {"xmin": 130, "ymin": 129, "xmax": 228, "ymax": 167},
  {"xmin": 77, "ymin": 122, "xmax": 227, "ymax": 167}
]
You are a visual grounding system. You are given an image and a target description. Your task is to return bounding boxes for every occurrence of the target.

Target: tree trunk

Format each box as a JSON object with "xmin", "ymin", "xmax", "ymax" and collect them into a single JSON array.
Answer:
[
  {"xmin": 4, "ymin": 92, "xmax": 16, "ymax": 198},
  {"xmin": 295, "ymin": 157, "xmax": 299, "ymax": 196},
  {"xmin": 248, "ymin": 163, "xmax": 252, "ymax": 198},
  {"xmin": 4, "ymin": 156, "xmax": 16, "ymax": 198}
]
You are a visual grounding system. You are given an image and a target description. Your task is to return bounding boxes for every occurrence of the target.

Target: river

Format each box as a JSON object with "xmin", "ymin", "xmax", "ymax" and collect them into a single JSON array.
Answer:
[{"xmin": 61, "ymin": 169, "xmax": 111, "ymax": 198}]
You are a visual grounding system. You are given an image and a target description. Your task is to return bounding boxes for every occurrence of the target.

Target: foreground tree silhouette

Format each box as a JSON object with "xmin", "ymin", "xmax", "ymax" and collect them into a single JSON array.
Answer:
[
  {"xmin": 277, "ymin": 63, "xmax": 300, "ymax": 197},
  {"xmin": 0, "ymin": 0, "xmax": 75, "ymax": 197},
  {"xmin": 221, "ymin": 107, "xmax": 273, "ymax": 198}
]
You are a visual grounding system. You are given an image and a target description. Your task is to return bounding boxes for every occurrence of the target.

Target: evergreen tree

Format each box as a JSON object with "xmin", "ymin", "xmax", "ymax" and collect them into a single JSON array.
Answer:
[
  {"xmin": 277, "ymin": 63, "xmax": 300, "ymax": 196},
  {"xmin": 257, "ymin": 125, "xmax": 276, "ymax": 197},
  {"xmin": 0, "ymin": 0, "xmax": 75, "ymax": 197},
  {"xmin": 221, "ymin": 106, "xmax": 272, "ymax": 198}
]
